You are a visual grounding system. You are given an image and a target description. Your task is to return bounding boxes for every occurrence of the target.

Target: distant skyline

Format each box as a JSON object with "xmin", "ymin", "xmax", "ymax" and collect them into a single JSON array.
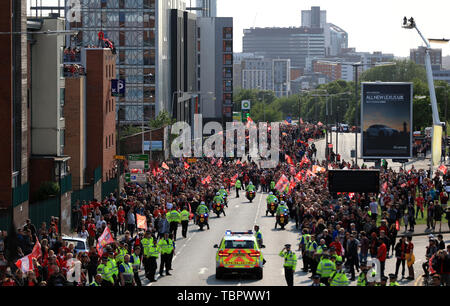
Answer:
[
  {"xmin": 28, "ymin": 0, "xmax": 450, "ymax": 57},
  {"xmin": 217, "ymin": 0, "xmax": 450, "ymax": 57}
]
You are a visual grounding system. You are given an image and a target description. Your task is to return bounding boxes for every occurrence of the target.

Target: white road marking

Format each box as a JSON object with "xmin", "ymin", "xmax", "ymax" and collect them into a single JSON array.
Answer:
[
  {"xmin": 199, "ymin": 267, "xmax": 208, "ymax": 274},
  {"xmin": 254, "ymin": 191, "xmax": 263, "ymax": 225},
  {"xmin": 235, "ymin": 205, "xmax": 239, "ymax": 208}
]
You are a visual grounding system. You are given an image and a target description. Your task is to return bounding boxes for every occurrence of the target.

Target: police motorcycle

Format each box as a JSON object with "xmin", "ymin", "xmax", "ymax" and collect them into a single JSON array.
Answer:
[
  {"xmin": 212, "ymin": 200, "xmax": 225, "ymax": 218},
  {"xmin": 276, "ymin": 206, "xmax": 289, "ymax": 230},
  {"xmin": 266, "ymin": 192, "xmax": 278, "ymax": 217},
  {"xmin": 246, "ymin": 190, "xmax": 256, "ymax": 202},
  {"xmin": 246, "ymin": 182, "xmax": 256, "ymax": 203},
  {"xmin": 277, "ymin": 191, "xmax": 286, "ymax": 203},
  {"xmin": 198, "ymin": 213, "xmax": 209, "ymax": 230}
]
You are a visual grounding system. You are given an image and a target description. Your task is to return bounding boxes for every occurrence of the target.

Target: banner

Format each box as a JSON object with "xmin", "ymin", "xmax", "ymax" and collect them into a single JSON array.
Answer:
[
  {"xmin": 432, "ymin": 125, "xmax": 442, "ymax": 166},
  {"xmin": 15, "ymin": 240, "xmax": 42, "ymax": 273},
  {"xmin": 136, "ymin": 214, "xmax": 147, "ymax": 231},
  {"xmin": 161, "ymin": 162, "xmax": 170, "ymax": 170},
  {"xmin": 97, "ymin": 227, "xmax": 115, "ymax": 257},
  {"xmin": 275, "ymin": 175, "xmax": 289, "ymax": 193},
  {"xmin": 361, "ymin": 82, "xmax": 413, "ymax": 158}
]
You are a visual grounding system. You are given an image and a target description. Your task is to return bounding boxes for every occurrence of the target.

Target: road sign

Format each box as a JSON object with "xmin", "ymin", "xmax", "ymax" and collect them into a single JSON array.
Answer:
[
  {"xmin": 111, "ymin": 79, "xmax": 126, "ymax": 97},
  {"xmin": 125, "ymin": 173, "xmax": 147, "ymax": 183},
  {"xmin": 128, "ymin": 154, "xmax": 149, "ymax": 169},
  {"xmin": 241, "ymin": 100, "xmax": 251, "ymax": 110},
  {"xmin": 187, "ymin": 157, "xmax": 197, "ymax": 163},
  {"xmin": 143, "ymin": 141, "xmax": 163, "ymax": 151},
  {"xmin": 114, "ymin": 155, "xmax": 126, "ymax": 160}
]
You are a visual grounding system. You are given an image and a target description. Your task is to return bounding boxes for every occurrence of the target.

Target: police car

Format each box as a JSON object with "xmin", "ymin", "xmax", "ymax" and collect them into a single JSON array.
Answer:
[{"xmin": 213, "ymin": 230, "xmax": 264, "ymax": 279}]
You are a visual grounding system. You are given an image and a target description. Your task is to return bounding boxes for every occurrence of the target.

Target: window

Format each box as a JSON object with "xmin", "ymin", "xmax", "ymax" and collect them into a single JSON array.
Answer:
[
  {"xmin": 60, "ymin": 88, "xmax": 65, "ymax": 119},
  {"xmin": 223, "ymin": 67, "xmax": 232, "ymax": 78},
  {"xmin": 223, "ymin": 40, "xmax": 232, "ymax": 52},
  {"xmin": 223, "ymin": 27, "xmax": 232, "ymax": 39},
  {"xmin": 223, "ymin": 54, "xmax": 232, "ymax": 65},
  {"xmin": 60, "ymin": 129, "xmax": 65, "ymax": 155}
]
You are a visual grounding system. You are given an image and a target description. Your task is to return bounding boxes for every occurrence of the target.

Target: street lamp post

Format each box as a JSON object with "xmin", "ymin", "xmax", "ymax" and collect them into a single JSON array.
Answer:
[{"xmin": 403, "ymin": 17, "xmax": 441, "ymax": 173}]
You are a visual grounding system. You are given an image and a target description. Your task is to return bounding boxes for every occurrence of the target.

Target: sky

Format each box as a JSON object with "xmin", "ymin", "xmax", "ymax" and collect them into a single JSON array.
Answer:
[
  {"xmin": 217, "ymin": 0, "xmax": 450, "ymax": 57},
  {"xmin": 29, "ymin": 0, "xmax": 450, "ymax": 57}
]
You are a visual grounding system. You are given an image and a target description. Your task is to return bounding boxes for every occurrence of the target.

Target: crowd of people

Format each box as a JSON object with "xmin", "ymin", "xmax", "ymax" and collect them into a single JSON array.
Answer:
[{"xmin": 0, "ymin": 121, "xmax": 449, "ymax": 286}]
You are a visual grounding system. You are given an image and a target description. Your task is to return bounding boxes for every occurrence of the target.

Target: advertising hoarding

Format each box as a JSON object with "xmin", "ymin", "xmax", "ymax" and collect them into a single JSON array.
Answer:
[{"xmin": 361, "ymin": 82, "xmax": 413, "ymax": 159}]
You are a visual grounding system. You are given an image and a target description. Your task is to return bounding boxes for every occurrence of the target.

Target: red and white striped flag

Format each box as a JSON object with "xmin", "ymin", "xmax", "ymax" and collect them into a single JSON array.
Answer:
[
  {"xmin": 439, "ymin": 164, "xmax": 447, "ymax": 174},
  {"xmin": 16, "ymin": 240, "xmax": 42, "ymax": 273},
  {"xmin": 184, "ymin": 162, "xmax": 190, "ymax": 169},
  {"xmin": 161, "ymin": 162, "xmax": 169, "ymax": 170}
]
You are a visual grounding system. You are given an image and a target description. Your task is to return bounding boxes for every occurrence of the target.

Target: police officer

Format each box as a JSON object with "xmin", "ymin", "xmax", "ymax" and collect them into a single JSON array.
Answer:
[
  {"xmin": 311, "ymin": 274, "xmax": 325, "ymax": 286},
  {"xmin": 180, "ymin": 206, "xmax": 190, "ymax": 238},
  {"xmin": 388, "ymin": 273, "xmax": 400, "ymax": 286},
  {"xmin": 329, "ymin": 261, "xmax": 349, "ymax": 286},
  {"xmin": 235, "ymin": 178, "xmax": 242, "ymax": 198},
  {"xmin": 254, "ymin": 225, "xmax": 263, "ymax": 248},
  {"xmin": 119, "ymin": 254, "xmax": 135, "ymax": 286},
  {"xmin": 130, "ymin": 246, "xmax": 142, "ymax": 286},
  {"xmin": 275, "ymin": 201, "xmax": 289, "ymax": 229},
  {"xmin": 97, "ymin": 255, "xmax": 114, "ymax": 286},
  {"xmin": 279, "ymin": 244, "xmax": 297, "ymax": 286},
  {"xmin": 316, "ymin": 253, "xmax": 335, "ymax": 286},
  {"xmin": 196, "ymin": 201, "xmax": 210, "ymax": 229},
  {"xmin": 90, "ymin": 274, "xmax": 103, "ymax": 286},
  {"xmin": 167, "ymin": 204, "xmax": 181, "ymax": 241},
  {"xmin": 106, "ymin": 247, "xmax": 119, "ymax": 286},
  {"xmin": 266, "ymin": 192, "xmax": 278, "ymax": 216},
  {"xmin": 158, "ymin": 232, "xmax": 174, "ymax": 277},
  {"xmin": 357, "ymin": 261, "xmax": 369, "ymax": 286}
]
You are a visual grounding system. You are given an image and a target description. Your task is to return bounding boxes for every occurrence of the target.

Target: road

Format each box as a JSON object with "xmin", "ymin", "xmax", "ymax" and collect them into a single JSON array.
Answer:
[{"xmin": 137, "ymin": 189, "xmax": 449, "ymax": 286}]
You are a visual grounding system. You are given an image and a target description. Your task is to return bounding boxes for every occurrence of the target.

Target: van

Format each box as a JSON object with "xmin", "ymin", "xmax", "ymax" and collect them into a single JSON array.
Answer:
[{"xmin": 62, "ymin": 236, "xmax": 89, "ymax": 255}]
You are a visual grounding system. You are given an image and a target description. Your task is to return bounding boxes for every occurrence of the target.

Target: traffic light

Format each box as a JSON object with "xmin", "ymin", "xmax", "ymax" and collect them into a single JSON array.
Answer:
[{"xmin": 242, "ymin": 110, "xmax": 250, "ymax": 122}]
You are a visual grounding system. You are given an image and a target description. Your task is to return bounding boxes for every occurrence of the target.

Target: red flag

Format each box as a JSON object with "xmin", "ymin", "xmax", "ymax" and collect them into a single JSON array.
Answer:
[
  {"xmin": 382, "ymin": 181, "xmax": 388, "ymax": 193},
  {"xmin": 288, "ymin": 178, "xmax": 296, "ymax": 194},
  {"xmin": 96, "ymin": 227, "xmax": 115, "ymax": 257},
  {"xmin": 299, "ymin": 155, "xmax": 310, "ymax": 168},
  {"xmin": 289, "ymin": 166, "xmax": 296, "ymax": 175},
  {"xmin": 439, "ymin": 164, "xmax": 447, "ymax": 174},
  {"xmin": 275, "ymin": 175, "xmax": 289, "ymax": 193},
  {"xmin": 16, "ymin": 240, "xmax": 42, "ymax": 273},
  {"xmin": 136, "ymin": 213, "xmax": 147, "ymax": 231},
  {"xmin": 161, "ymin": 162, "xmax": 169, "ymax": 170},
  {"xmin": 312, "ymin": 165, "xmax": 326, "ymax": 174},
  {"xmin": 184, "ymin": 162, "xmax": 190, "ymax": 169},
  {"xmin": 202, "ymin": 175, "xmax": 212, "ymax": 185},
  {"xmin": 217, "ymin": 158, "xmax": 223, "ymax": 168},
  {"xmin": 317, "ymin": 121, "xmax": 323, "ymax": 126},
  {"xmin": 295, "ymin": 171, "xmax": 303, "ymax": 182},
  {"xmin": 285, "ymin": 154, "xmax": 294, "ymax": 166},
  {"xmin": 395, "ymin": 220, "xmax": 400, "ymax": 231},
  {"xmin": 236, "ymin": 160, "xmax": 242, "ymax": 165}
]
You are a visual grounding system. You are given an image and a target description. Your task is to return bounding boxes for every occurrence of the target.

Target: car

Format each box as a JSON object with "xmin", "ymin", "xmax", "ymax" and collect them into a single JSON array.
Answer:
[
  {"xmin": 366, "ymin": 124, "xmax": 399, "ymax": 137},
  {"xmin": 62, "ymin": 236, "xmax": 89, "ymax": 255},
  {"xmin": 340, "ymin": 124, "xmax": 349, "ymax": 132},
  {"xmin": 331, "ymin": 126, "xmax": 337, "ymax": 132},
  {"xmin": 214, "ymin": 230, "xmax": 264, "ymax": 280}
]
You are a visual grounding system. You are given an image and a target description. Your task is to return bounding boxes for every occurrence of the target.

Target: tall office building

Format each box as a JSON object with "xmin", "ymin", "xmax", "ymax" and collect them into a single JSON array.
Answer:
[
  {"xmin": 301, "ymin": 6, "xmax": 326, "ymax": 29},
  {"xmin": 197, "ymin": 17, "xmax": 233, "ymax": 124},
  {"xmin": 410, "ymin": 46, "xmax": 442, "ymax": 70},
  {"xmin": 66, "ymin": 0, "xmax": 188, "ymax": 125},
  {"xmin": 301, "ymin": 6, "xmax": 348, "ymax": 56},
  {"xmin": 194, "ymin": 0, "xmax": 217, "ymax": 17},
  {"xmin": 243, "ymin": 27, "xmax": 325, "ymax": 70}
]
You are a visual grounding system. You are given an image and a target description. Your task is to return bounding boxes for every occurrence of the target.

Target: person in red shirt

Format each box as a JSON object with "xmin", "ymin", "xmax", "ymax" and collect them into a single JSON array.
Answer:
[
  {"xmin": 330, "ymin": 236, "xmax": 343, "ymax": 256},
  {"xmin": 117, "ymin": 206, "xmax": 126, "ymax": 235},
  {"xmin": 81, "ymin": 201, "xmax": 89, "ymax": 220},
  {"xmin": 377, "ymin": 238, "xmax": 387, "ymax": 278},
  {"xmin": 416, "ymin": 195, "xmax": 424, "ymax": 219},
  {"xmin": 87, "ymin": 219, "xmax": 97, "ymax": 247}
]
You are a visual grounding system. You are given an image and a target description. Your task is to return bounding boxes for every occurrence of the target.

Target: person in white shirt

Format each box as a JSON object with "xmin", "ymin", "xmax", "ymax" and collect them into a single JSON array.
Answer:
[{"xmin": 369, "ymin": 197, "xmax": 379, "ymax": 221}]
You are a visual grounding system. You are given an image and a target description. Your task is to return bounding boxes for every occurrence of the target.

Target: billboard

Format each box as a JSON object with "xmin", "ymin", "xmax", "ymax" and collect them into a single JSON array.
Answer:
[
  {"xmin": 361, "ymin": 82, "xmax": 413, "ymax": 159},
  {"xmin": 328, "ymin": 170, "xmax": 380, "ymax": 193}
]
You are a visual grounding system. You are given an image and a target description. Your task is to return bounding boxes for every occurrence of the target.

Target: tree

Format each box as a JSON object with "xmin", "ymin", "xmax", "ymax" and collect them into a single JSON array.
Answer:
[{"xmin": 149, "ymin": 110, "xmax": 176, "ymax": 129}]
